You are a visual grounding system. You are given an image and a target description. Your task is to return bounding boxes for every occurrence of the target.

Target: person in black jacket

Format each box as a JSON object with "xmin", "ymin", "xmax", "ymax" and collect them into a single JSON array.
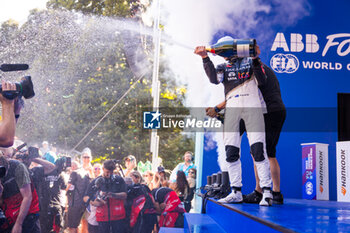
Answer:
[{"xmin": 127, "ymin": 171, "xmax": 157, "ymax": 233}]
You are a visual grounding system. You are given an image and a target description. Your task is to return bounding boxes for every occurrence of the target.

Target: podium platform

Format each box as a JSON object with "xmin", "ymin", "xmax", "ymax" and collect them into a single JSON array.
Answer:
[{"xmin": 160, "ymin": 197, "xmax": 350, "ymax": 233}]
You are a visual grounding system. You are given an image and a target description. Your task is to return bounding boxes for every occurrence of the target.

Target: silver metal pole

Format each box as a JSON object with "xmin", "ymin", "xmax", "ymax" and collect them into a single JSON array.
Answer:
[{"xmin": 151, "ymin": 0, "xmax": 161, "ymax": 171}]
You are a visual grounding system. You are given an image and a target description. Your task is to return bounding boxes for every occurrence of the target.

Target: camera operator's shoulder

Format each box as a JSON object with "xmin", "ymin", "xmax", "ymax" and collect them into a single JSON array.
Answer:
[
  {"xmin": 115, "ymin": 175, "xmax": 125, "ymax": 181},
  {"xmin": 30, "ymin": 166, "xmax": 45, "ymax": 182},
  {"xmin": 142, "ymin": 184, "xmax": 151, "ymax": 193},
  {"xmin": 15, "ymin": 161, "xmax": 30, "ymax": 175},
  {"xmin": 30, "ymin": 165, "xmax": 44, "ymax": 175},
  {"xmin": 112, "ymin": 175, "xmax": 126, "ymax": 184}
]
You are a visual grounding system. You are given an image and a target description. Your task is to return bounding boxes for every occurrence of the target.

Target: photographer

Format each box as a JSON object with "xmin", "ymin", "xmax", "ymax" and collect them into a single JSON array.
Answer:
[
  {"xmin": 0, "ymin": 81, "xmax": 18, "ymax": 147},
  {"xmin": 38, "ymin": 157, "xmax": 68, "ymax": 233},
  {"xmin": 90, "ymin": 160, "xmax": 127, "ymax": 233},
  {"xmin": 13, "ymin": 144, "xmax": 65, "ymax": 233},
  {"xmin": 0, "ymin": 155, "xmax": 40, "ymax": 233},
  {"xmin": 13, "ymin": 145, "xmax": 56, "ymax": 189},
  {"xmin": 151, "ymin": 187, "xmax": 185, "ymax": 229},
  {"xmin": 127, "ymin": 171, "xmax": 157, "ymax": 233}
]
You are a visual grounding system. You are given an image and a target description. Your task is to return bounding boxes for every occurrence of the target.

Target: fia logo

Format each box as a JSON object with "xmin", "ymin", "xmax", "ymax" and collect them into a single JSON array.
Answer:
[
  {"xmin": 270, "ymin": 53, "xmax": 299, "ymax": 73},
  {"xmin": 143, "ymin": 111, "xmax": 161, "ymax": 129},
  {"xmin": 305, "ymin": 181, "xmax": 313, "ymax": 195}
]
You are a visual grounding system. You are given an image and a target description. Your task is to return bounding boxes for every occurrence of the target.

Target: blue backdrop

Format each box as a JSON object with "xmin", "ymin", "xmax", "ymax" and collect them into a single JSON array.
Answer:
[{"xmin": 200, "ymin": 0, "xmax": 350, "ymax": 200}]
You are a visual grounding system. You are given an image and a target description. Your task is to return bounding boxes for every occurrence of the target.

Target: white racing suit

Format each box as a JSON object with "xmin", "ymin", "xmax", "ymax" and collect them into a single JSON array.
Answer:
[{"xmin": 203, "ymin": 57, "xmax": 271, "ymax": 189}]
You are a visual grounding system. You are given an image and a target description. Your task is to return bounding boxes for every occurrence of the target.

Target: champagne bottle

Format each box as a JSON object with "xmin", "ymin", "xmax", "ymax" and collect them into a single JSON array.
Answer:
[{"xmin": 206, "ymin": 38, "xmax": 257, "ymax": 58}]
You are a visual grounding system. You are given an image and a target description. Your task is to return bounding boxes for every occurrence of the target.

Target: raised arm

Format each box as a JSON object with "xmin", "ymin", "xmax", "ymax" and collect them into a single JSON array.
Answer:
[
  {"xmin": 194, "ymin": 46, "xmax": 221, "ymax": 84},
  {"xmin": 31, "ymin": 157, "xmax": 56, "ymax": 175},
  {"xmin": 0, "ymin": 81, "xmax": 16, "ymax": 147}
]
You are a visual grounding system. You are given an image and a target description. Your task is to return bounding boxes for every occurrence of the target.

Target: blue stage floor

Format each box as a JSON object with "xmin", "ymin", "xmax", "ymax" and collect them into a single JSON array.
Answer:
[{"xmin": 215, "ymin": 198, "xmax": 350, "ymax": 232}]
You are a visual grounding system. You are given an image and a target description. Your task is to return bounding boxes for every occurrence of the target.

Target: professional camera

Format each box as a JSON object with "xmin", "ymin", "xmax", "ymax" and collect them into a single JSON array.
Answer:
[
  {"xmin": 0, "ymin": 62, "xmax": 35, "ymax": 100},
  {"xmin": 14, "ymin": 145, "xmax": 40, "ymax": 160},
  {"xmin": 55, "ymin": 156, "xmax": 71, "ymax": 173},
  {"xmin": 111, "ymin": 159, "xmax": 125, "ymax": 177},
  {"xmin": 0, "ymin": 76, "xmax": 35, "ymax": 100}
]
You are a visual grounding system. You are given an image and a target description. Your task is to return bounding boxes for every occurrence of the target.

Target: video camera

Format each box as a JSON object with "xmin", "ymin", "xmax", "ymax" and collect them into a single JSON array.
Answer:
[
  {"xmin": 0, "ymin": 64, "xmax": 35, "ymax": 100},
  {"xmin": 13, "ymin": 143, "xmax": 40, "ymax": 160},
  {"xmin": 111, "ymin": 159, "xmax": 125, "ymax": 177},
  {"xmin": 55, "ymin": 156, "xmax": 71, "ymax": 173}
]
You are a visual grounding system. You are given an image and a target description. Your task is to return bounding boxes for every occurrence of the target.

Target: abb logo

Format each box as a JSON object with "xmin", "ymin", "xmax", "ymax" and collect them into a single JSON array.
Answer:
[{"xmin": 271, "ymin": 33, "xmax": 350, "ymax": 57}]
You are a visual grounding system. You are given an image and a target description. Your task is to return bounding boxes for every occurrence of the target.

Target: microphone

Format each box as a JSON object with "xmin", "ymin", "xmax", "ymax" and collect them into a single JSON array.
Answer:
[
  {"xmin": 0, "ymin": 64, "xmax": 29, "ymax": 72},
  {"xmin": 15, "ymin": 143, "xmax": 27, "ymax": 152},
  {"xmin": 12, "ymin": 142, "xmax": 27, "ymax": 157}
]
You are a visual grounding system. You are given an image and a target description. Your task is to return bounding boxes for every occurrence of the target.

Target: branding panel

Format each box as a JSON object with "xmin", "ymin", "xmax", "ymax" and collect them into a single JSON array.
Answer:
[
  {"xmin": 301, "ymin": 143, "xmax": 329, "ymax": 200},
  {"xmin": 302, "ymin": 144, "xmax": 316, "ymax": 200},
  {"xmin": 336, "ymin": 141, "xmax": 350, "ymax": 202},
  {"xmin": 270, "ymin": 33, "xmax": 350, "ymax": 73},
  {"xmin": 316, "ymin": 143, "xmax": 329, "ymax": 200}
]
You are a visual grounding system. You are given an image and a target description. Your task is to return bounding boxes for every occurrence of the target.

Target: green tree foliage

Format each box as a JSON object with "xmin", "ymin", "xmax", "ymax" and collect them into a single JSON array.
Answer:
[
  {"xmin": 0, "ymin": 1, "xmax": 195, "ymax": 170},
  {"xmin": 47, "ymin": 0, "xmax": 141, "ymax": 17}
]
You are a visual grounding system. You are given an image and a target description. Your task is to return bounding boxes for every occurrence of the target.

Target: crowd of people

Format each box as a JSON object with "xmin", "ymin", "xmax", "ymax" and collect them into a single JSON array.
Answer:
[
  {"xmin": 0, "ymin": 33, "xmax": 286, "ymax": 233},
  {"xmin": 0, "ymin": 137, "xmax": 197, "ymax": 233},
  {"xmin": 0, "ymin": 73, "xmax": 198, "ymax": 233}
]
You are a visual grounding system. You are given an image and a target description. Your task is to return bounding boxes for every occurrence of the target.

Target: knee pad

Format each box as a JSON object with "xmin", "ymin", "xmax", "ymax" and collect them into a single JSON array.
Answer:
[
  {"xmin": 251, "ymin": 142, "xmax": 265, "ymax": 162},
  {"xmin": 225, "ymin": 145, "xmax": 240, "ymax": 162}
]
